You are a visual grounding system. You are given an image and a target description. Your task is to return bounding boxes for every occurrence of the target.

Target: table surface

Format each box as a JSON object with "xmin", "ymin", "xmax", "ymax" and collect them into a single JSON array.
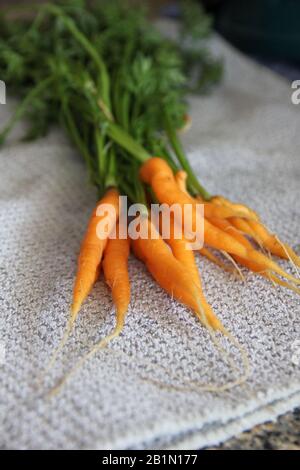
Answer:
[{"xmin": 209, "ymin": 408, "xmax": 300, "ymax": 450}]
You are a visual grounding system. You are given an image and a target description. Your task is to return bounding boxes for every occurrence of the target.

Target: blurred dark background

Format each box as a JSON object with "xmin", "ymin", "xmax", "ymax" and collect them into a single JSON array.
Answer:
[
  {"xmin": 1, "ymin": 0, "xmax": 299, "ymax": 80},
  {"xmin": 204, "ymin": 0, "xmax": 300, "ymax": 80}
]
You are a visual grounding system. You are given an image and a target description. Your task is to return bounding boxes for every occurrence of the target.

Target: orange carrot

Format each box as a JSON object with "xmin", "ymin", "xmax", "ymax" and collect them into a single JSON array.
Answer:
[
  {"xmin": 209, "ymin": 217, "xmax": 254, "ymax": 250},
  {"xmin": 229, "ymin": 217, "xmax": 259, "ymax": 242},
  {"xmin": 164, "ymin": 216, "xmax": 223, "ymax": 330},
  {"xmin": 130, "ymin": 216, "xmax": 250, "ymax": 389},
  {"xmin": 140, "ymin": 159, "xmax": 247, "ymax": 255},
  {"xmin": 175, "ymin": 170, "xmax": 189, "ymax": 195},
  {"xmin": 204, "ymin": 219, "xmax": 249, "ymax": 255},
  {"xmin": 211, "ymin": 195, "xmax": 259, "ymax": 221},
  {"xmin": 207, "ymin": 217, "xmax": 259, "ymax": 274},
  {"xmin": 211, "ymin": 220, "xmax": 266, "ymax": 274},
  {"xmin": 72, "ymin": 188, "xmax": 120, "ymax": 316},
  {"xmin": 174, "ymin": 171, "xmax": 233, "ymax": 272},
  {"xmin": 41, "ymin": 188, "xmax": 120, "ymax": 377},
  {"xmin": 229, "ymin": 217, "xmax": 300, "ymax": 271},
  {"xmin": 141, "ymin": 158, "xmax": 300, "ymax": 284},
  {"xmin": 247, "ymin": 220, "xmax": 300, "ymax": 267},
  {"xmin": 141, "ymin": 160, "xmax": 254, "ymax": 220},
  {"xmin": 175, "ymin": 170, "xmax": 256, "ymax": 219},
  {"xmin": 131, "ymin": 216, "xmax": 217, "ymax": 329},
  {"xmin": 199, "ymin": 247, "xmax": 234, "ymax": 272},
  {"xmin": 46, "ymin": 222, "xmax": 130, "ymax": 395},
  {"xmin": 229, "ymin": 254, "xmax": 297, "ymax": 294},
  {"xmin": 204, "ymin": 203, "xmax": 251, "ymax": 220},
  {"xmin": 102, "ymin": 223, "xmax": 131, "ymax": 342},
  {"xmin": 145, "ymin": 159, "xmax": 300, "ymax": 285},
  {"xmin": 202, "ymin": 218, "xmax": 295, "ymax": 281},
  {"xmin": 209, "ymin": 218, "xmax": 300, "ymax": 293},
  {"xmin": 211, "ymin": 196, "xmax": 299, "ymax": 268},
  {"xmin": 208, "ymin": 217, "xmax": 299, "ymax": 285}
]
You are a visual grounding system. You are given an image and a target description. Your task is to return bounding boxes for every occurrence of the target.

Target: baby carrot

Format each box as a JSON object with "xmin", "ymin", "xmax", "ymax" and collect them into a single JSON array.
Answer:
[
  {"xmin": 102, "ymin": 222, "xmax": 131, "ymax": 344},
  {"xmin": 72, "ymin": 188, "xmax": 120, "ymax": 316},
  {"xmin": 46, "ymin": 222, "xmax": 130, "ymax": 396},
  {"xmin": 142, "ymin": 160, "xmax": 254, "ymax": 220},
  {"xmin": 175, "ymin": 170, "xmax": 189, "ymax": 195},
  {"xmin": 72, "ymin": 189, "xmax": 119, "ymax": 316},
  {"xmin": 42, "ymin": 188, "xmax": 120, "ymax": 376},
  {"xmin": 141, "ymin": 158, "xmax": 300, "ymax": 284},
  {"xmin": 247, "ymin": 220, "xmax": 300, "ymax": 268},
  {"xmin": 131, "ymin": 216, "xmax": 213, "ymax": 328},
  {"xmin": 165, "ymin": 221, "xmax": 223, "ymax": 330},
  {"xmin": 199, "ymin": 247, "xmax": 234, "ymax": 273},
  {"xmin": 211, "ymin": 195, "xmax": 259, "ymax": 221}
]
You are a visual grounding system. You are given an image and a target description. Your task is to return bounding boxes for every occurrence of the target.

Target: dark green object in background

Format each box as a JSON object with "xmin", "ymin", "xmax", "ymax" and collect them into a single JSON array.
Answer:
[{"xmin": 216, "ymin": 0, "xmax": 300, "ymax": 60}]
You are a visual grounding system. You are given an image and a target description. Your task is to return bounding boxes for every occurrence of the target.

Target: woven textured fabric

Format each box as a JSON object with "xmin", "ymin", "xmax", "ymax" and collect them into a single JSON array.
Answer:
[{"xmin": 1, "ymin": 30, "xmax": 300, "ymax": 449}]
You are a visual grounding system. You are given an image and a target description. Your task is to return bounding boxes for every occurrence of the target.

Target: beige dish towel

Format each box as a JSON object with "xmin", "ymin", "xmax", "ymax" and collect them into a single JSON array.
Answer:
[{"xmin": 0, "ymin": 31, "xmax": 300, "ymax": 449}]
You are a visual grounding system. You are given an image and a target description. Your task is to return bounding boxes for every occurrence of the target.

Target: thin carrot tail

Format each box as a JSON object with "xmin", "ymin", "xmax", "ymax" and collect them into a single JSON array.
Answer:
[
  {"xmin": 51, "ymin": 287, "xmax": 250, "ymax": 397},
  {"xmin": 189, "ymin": 281, "xmax": 248, "ymax": 378},
  {"xmin": 221, "ymin": 250, "xmax": 246, "ymax": 282},
  {"xmin": 141, "ymin": 285, "xmax": 251, "ymax": 393},
  {"xmin": 265, "ymin": 272, "xmax": 300, "ymax": 295},
  {"xmin": 37, "ymin": 311, "xmax": 77, "ymax": 387},
  {"xmin": 71, "ymin": 299, "xmax": 84, "ymax": 318},
  {"xmin": 282, "ymin": 244, "xmax": 300, "ymax": 270},
  {"xmin": 191, "ymin": 281, "xmax": 250, "ymax": 387},
  {"xmin": 246, "ymin": 249, "xmax": 300, "ymax": 285},
  {"xmin": 246, "ymin": 230, "xmax": 270, "ymax": 254},
  {"xmin": 273, "ymin": 235, "xmax": 300, "ymax": 275},
  {"xmin": 47, "ymin": 315, "xmax": 125, "ymax": 397},
  {"xmin": 215, "ymin": 327, "xmax": 251, "ymax": 392},
  {"xmin": 211, "ymin": 195, "xmax": 259, "ymax": 221},
  {"xmin": 192, "ymin": 307, "xmax": 238, "ymax": 374},
  {"xmin": 247, "ymin": 219, "xmax": 300, "ymax": 271},
  {"xmin": 199, "ymin": 247, "xmax": 235, "ymax": 273},
  {"xmin": 184, "ymin": 303, "xmax": 250, "ymax": 391},
  {"xmin": 71, "ymin": 263, "xmax": 102, "ymax": 316}
]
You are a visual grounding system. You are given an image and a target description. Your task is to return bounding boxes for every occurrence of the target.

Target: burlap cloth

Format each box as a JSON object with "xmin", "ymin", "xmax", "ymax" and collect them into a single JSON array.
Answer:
[{"xmin": 0, "ymin": 29, "xmax": 299, "ymax": 449}]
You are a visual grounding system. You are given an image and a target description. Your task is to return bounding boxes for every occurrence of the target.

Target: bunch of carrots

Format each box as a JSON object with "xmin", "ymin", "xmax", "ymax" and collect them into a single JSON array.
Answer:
[{"xmin": 1, "ymin": 0, "xmax": 299, "ymax": 392}]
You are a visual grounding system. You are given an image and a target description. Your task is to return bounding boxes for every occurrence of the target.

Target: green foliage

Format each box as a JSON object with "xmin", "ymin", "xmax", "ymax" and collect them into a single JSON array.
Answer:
[
  {"xmin": 0, "ymin": 0, "xmax": 222, "ymax": 200},
  {"xmin": 180, "ymin": 0, "xmax": 213, "ymax": 39}
]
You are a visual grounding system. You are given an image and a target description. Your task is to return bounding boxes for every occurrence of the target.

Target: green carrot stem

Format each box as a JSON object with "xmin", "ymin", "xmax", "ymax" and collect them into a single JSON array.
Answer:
[
  {"xmin": 44, "ymin": 3, "xmax": 111, "ymax": 109},
  {"xmin": 105, "ymin": 147, "xmax": 117, "ymax": 189},
  {"xmin": 153, "ymin": 140, "xmax": 178, "ymax": 172},
  {"xmin": 135, "ymin": 176, "xmax": 147, "ymax": 207},
  {"xmin": 131, "ymin": 99, "xmax": 140, "ymax": 124},
  {"xmin": 106, "ymin": 122, "xmax": 150, "ymax": 164},
  {"xmin": 95, "ymin": 128, "xmax": 106, "ymax": 185},
  {"xmin": 164, "ymin": 111, "xmax": 211, "ymax": 200},
  {"xmin": 62, "ymin": 103, "xmax": 94, "ymax": 182},
  {"xmin": 121, "ymin": 92, "xmax": 130, "ymax": 132},
  {"xmin": 118, "ymin": 180, "xmax": 136, "ymax": 204}
]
